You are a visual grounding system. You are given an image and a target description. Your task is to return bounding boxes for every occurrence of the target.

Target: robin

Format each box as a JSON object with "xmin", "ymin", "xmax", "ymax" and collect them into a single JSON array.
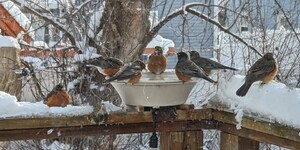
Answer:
[
  {"xmin": 148, "ymin": 46, "xmax": 167, "ymax": 75},
  {"xmin": 46, "ymin": 83, "xmax": 71, "ymax": 107},
  {"xmin": 189, "ymin": 51, "xmax": 238, "ymax": 76},
  {"xmin": 86, "ymin": 56, "xmax": 124, "ymax": 77},
  {"xmin": 104, "ymin": 59, "xmax": 146, "ymax": 84},
  {"xmin": 175, "ymin": 52, "xmax": 217, "ymax": 83},
  {"xmin": 236, "ymin": 53, "xmax": 278, "ymax": 97}
]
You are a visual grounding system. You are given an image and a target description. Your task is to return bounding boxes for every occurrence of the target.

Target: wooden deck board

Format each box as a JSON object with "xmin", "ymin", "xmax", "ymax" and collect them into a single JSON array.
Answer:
[{"xmin": 0, "ymin": 108, "xmax": 299, "ymax": 149}]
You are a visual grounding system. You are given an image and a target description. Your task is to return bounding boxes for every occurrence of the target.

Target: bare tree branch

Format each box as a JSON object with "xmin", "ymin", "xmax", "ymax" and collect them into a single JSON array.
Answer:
[
  {"xmin": 10, "ymin": 0, "xmax": 76, "ymax": 45},
  {"xmin": 186, "ymin": 7, "xmax": 262, "ymax": 57},
  {"xmin": 274, "ymin": 0, "xmax": 300, "ymax": 44}
]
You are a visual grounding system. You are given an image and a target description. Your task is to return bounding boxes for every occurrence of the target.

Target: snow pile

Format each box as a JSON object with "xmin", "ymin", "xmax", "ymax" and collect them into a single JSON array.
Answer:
[
  {"xmin": 31, "ymin": 41, "xmax": 49, "ymax": 49},
  {"xmin": 146, "ymin": 35, "xmax": 175, "ymax": 54},
  {"xmin": 102, "ymin": 101, "xmax": 122, "ymax": 112},
  {"xmin": 73, "ymin": 48, "xmax": 101, "ymax": 62},
  {"xmin": 218, "ymin": 75, "xmax": 300, "ymax": 129},
  {"xmin": 0, "ymin": 36, "xmax": 20, "ymax": 49},
  {"xmin": 0, "ymin": 91, "xmax": 93, "ymax": 118}
]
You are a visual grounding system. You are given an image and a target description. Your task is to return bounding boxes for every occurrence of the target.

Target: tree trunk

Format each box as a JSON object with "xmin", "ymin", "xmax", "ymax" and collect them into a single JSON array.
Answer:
[{"xmin": 101, "ymin": 0, "xmax": 153, "ymax": 62}]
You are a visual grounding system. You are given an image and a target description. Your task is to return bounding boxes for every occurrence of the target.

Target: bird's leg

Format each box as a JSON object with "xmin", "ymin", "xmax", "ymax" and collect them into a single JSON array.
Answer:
[{"xmin": 259, "ymin": 82, "xmax": 266, "ymax": 87}]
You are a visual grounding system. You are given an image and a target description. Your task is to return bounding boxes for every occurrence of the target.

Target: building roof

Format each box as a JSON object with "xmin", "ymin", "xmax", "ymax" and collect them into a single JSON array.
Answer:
[{"xmin": 0, "ymin": 1, "xmax": 33, "ymax": 43}]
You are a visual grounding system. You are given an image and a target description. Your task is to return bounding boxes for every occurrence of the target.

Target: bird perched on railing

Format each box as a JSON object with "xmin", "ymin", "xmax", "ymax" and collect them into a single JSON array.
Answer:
[
  {"xmin": 86, "ymin": 56, "xmax": 124, "ymax": 77},
  {"xmin": 236, "ymin": 53, "xmax": 278, "ymax": 97},
  {"xmin": 148, "ymin": 46, "xmax": 167, "ymax": 75},
  {"xmin": 46, "ymin": 83, "xmax": 71, "ymax": 107},
  {"xmin": 104, "ymin": 59, "xmax": 146, "ymax": 84},
  {"xmin": 175, "ymin": 52, "xmax": 217, "ymax": 83},
  {"xmin": 188, "ymin": 51, "xmax": 238, "ymax": 76}
]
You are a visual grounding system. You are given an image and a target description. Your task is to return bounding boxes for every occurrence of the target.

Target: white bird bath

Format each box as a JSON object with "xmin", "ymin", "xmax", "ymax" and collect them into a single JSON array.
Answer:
[{"xmin": 111, "ymin": 72, "xmax": 197, "ymax": 107}]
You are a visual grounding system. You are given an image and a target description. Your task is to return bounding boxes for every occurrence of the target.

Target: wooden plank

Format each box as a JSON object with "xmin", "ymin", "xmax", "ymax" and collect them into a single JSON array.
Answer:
[
  {"xmin": 102, "ymin": 109, "xmax": 213, "ymax": 124},
  {"xmin": 176, "ymin": 104, "xmax": 195, "ymax": 110},
  {"xmin": 220, "ymin": 132, "xmax": 238, "ymax": 150},
  {"xmin": 160, "ymin": 132, "xmax": 170, "ymax": 149},
  {"xmin": 238, "ymin": 137, "xmax": 259, "ymax": 150},
  {"xmin": 220, "ymin": 132, "xmax": 259, "ymax": 150},
  {"xmin": 0, "ymin": 108, "xmax": 300, "ymax": 149},
  {"xmin": 161, "ymin": 131, "xmax": 203, "ymax": 150},
  {"xmin": 0, "ymin": 115, "xmax": 92, "ymax": 130},
  {"xmin": 213, "ymin": 110, "xmax": 300, "ymax": 143},
  {"xmin": 0, "ymin": 109, "xmax": 213, "ymax": 130},
  {"xmin": 0, "ymin": 120, "xmax": 216, "ymax": 141},
  {"xmin": 219, "ymin": 122, "xmax": 300, "ymax": 150},
  {"xmin": 184, "ymin": 131, "xmax": 203, "ymax": 150}
]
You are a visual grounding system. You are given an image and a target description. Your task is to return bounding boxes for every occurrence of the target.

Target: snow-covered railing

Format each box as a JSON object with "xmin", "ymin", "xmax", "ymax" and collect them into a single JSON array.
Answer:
[{"xmin": 0, "ymin": 106, "xmax": 299, "ymax": 149}]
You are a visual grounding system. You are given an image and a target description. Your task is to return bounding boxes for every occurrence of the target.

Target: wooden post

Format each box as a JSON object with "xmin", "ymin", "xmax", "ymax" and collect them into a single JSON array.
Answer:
[
  {"xmin": 220, "ymin": 132, "xmax": 259, "ymax": 150},
  {"xmin": 0, "ymin": 46, "xmax": 22, "ymax": 100},
  {"xmin": 160, "ymin": 131, "xmax": 203, "ymax": 150}
]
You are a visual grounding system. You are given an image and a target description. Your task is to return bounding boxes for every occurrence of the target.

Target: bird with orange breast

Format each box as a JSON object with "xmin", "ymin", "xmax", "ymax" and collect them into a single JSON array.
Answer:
[
  {"xmin": 104, "ymin": 59, "xmax": 146, "ymax": 84},
  {"xmin": 86, "ymin": 56, "xmax": 124, "ymax": 77},
  {"xmin": 175, "ymin": 52, "xmax": 217, "ymax": 83},
  {"xmin": 46, "ymin": 83, "xmax": 71, "ymax": 107},
  {"xmin": 188, "ymin": 51, "xmax": 238, "ymax": 76},
  {"xmin": 236, "ymin": 53, "xmax": 278, "ymax": 97},
  {"xmin": 148, "ymin": 46, "xmax": 167, "ymax": 75}
]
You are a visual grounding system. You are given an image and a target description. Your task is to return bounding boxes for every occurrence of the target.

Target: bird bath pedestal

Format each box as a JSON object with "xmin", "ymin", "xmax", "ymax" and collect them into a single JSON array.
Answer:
[{"xmin": 111, "ymin": 72, "xmax": 197, "ymax": 107}]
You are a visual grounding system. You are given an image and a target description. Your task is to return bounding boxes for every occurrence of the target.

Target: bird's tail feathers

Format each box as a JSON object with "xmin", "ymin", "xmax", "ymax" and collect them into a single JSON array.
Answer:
[
  {"xmin": 224, "ymin": 66, "xmax": 239, "ymax": 71},
  {"xmin": 202, "ymin": 75, "xmax": 217, "ymax": 83},
  {"xmin": 236, "ymin": 83, "xmax": 252, "ymax": 97}
]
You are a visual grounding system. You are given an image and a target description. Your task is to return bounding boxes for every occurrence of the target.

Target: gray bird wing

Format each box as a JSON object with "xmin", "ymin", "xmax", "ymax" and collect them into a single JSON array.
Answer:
[{"xmin": 105, "ymin": 65, "xmax": 141, "ymax": 82}]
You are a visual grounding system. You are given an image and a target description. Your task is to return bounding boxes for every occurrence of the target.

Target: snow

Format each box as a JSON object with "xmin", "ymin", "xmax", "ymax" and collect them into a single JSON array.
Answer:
[
  {"xmin": 31, "ymin": 41, "xmax": 49, "ymax": 48},
  {"xmin": 73, "ymin": 47, "xmax": 101, "ymax": 62},
  {"xmin": 217, "ymin": 75, "xmax": 300, "ymax": 129},
  {"xmin": 45, "ymin": 140, "xmax": 71, "ymax": 150},
  {"xmin": 0, "ymin": 91, "xmax": 93, "ymax": 118},
  {"xmin": 88, "ymin": 9, "xmax": 104, "ymax": 38},
  {"xmin": 146, "ymin": 35, "xmax": 175, "ymax": 54},
  {"xmin": 0, "ymin": 36, "xmax": 20, "ymax": 49}
]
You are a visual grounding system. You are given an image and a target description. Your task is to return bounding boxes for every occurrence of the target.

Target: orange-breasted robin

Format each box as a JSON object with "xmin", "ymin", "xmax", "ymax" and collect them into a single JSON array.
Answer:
[
  {"xmin": 46, "ymin": 83, "xmax": 71, "ymax": 107},
  {"xmin": 148, "ymin": 46, "xmax": 167, "ymax": 75},
  {"xmin": 189, "ymin": 51, "xmax": 238, "ymax": 76},
  {"xmin": 175, "ymin": 52, "xmax": 217, "ymax": 83},
  {"xmin": 104, "ymin": 60, "xmax": 146, "ymax": 84},
  {"xmin": 236, "ymin": 53, "xmax": 278, "ymax": 97},
  {"xmin": 87, "ymin": 56, "xmax": 124, "ymax": 77}
]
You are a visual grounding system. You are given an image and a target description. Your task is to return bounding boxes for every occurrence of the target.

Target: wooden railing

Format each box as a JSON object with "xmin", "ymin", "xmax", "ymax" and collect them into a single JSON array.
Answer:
[{"xmin": 0, "ymin": 107, "xmax": 299, "ymax": 149}]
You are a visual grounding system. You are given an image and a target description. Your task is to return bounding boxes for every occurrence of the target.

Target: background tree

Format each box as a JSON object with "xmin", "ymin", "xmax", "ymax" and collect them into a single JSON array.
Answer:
[{"xmin": 3, "ymin": 0, "xmax": 300, "ymax": 149}]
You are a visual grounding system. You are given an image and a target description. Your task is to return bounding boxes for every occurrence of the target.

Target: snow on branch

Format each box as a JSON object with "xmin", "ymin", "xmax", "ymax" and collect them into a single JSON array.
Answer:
[
  {"xmin": 25, "ymin": 0, "xmax": 56, "ymax": 16},
  {"xmin": 150, "ymin": 2, "xmax": 208, "ymax": 36},
  {"xmin": 274, "ymin": 0, "xmax": 300, "ymax": 44},
  {"xmin": 150, "ymin": 2, "xmax": 262, "ymax": 57},
  {"xmin": 10, "ymin": 0, "xmax": 76, "ymax": 45},
  {"xmin": 71, "ymin": 0, "xmax": 92, "ymax": 17}
]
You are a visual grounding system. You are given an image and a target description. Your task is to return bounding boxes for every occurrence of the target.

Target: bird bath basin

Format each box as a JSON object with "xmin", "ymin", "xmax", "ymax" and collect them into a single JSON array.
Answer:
[{"xmin": 110, "ymin": 72, "xmax": 197, "ymax": 107}]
